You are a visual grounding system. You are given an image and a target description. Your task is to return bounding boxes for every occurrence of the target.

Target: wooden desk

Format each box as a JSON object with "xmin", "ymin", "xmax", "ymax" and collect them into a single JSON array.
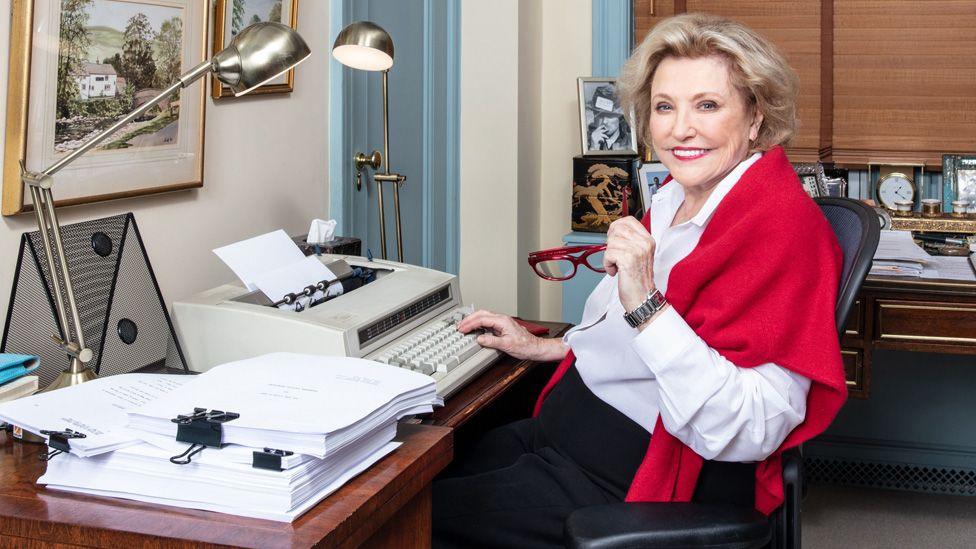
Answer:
[
  {"xmin": 0, "ymin": 423, "xmax": 452, "ymax": 548},
  {"xmin": 842, "ymin": 275, "xmax": 976, "ymax": 399}
]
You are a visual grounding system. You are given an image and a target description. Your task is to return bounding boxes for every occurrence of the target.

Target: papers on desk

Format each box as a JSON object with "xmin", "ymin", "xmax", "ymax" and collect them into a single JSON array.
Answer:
[
  {"xmin": 213, "ymin": 230, "xmax": 336, "ymax": 309},
  {"xmin": 41, "ymin": 424, "xmax": 400, "ymax": 522},
  {"xmin": 127, "ymin": 353, "xmax": 441, "ymax": 458},
  {"xmin": 25, "ymin": 352, "xmax": 441, "ymax": 522},
  {"xmin": 871, "ymin": 230, "xmax": 931, "ymax": 277},
  {"xmin": 919, "ymin": 255, "xmax": 976, "ymax": 281},
  {"xmin": 0, "ymin": 374, "xmax": 192, "ymax": 456},
  {"xmin": 871, "ymin": 230, "xmax": 976, "ymax": 281}
]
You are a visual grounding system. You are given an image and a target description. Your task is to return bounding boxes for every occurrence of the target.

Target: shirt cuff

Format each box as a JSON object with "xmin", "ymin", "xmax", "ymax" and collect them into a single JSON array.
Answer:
[{"xmin": 631, "ymin": 306, "xmax": 699, "ymax": 377}]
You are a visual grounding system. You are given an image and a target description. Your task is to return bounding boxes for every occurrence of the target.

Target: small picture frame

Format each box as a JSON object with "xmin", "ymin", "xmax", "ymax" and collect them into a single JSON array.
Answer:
[
  {"xmin": 212, "ymin": 0, "xmax": 300, "ymax": 99},
  {"xmin": 942, "ymin": 154, "xmax": 976, "ymax": 212},
  {"xmin": 792, "ymin": 162, "xmax": 827, "ymax": 198},
  {"xmin": 637, "ymin": 162, "xmax": 669, "ymax": 211},
  {"xmin": 578, "ymin": 78, "xmax": 638, "ymax": 156}
]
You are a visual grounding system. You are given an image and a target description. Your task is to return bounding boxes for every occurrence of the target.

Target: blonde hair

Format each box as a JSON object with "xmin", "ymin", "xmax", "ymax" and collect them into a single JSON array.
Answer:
[{"xmin": 617, "ymin": 13, "xmax": 799, "ymax": 152}]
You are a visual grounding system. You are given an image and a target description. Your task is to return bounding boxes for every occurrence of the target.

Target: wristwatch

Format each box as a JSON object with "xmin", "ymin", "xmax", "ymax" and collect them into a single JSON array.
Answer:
[{"xmin": 623, "ymin": 288, "xmax": 667, "ymax": 328}]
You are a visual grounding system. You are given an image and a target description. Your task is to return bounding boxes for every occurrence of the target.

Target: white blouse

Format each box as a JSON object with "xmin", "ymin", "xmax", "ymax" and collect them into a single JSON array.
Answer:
[{"xmin": 566, "ymin": 153, "xmax": 812, "ymax": 462}]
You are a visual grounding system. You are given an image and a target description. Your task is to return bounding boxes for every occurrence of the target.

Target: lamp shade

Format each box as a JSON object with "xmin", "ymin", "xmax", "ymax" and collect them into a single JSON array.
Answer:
[
  {"xmin": 332, "ymin": 21, "xmax": 394, "ymax": 71},
  {"xmin": 212, "ymin": 22, "xmax": 311, "ymax": 97}
]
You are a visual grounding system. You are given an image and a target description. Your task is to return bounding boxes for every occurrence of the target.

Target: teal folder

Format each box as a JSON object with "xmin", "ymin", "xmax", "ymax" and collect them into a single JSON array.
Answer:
[{"xmin": 0, "ymin": 353, "xmax": 39, "ymax": 386}]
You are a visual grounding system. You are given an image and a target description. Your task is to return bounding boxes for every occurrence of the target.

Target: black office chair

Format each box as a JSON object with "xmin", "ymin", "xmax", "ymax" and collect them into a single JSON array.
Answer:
[{"xmin": 564, "ymin": 197, "xmax": 880, "ymax": 549}]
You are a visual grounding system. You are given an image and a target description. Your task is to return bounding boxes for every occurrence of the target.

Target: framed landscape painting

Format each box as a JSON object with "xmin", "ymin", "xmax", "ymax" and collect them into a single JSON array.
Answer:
[
  {"xmin": 212, "ymin": 0, "xmax": 299, "ymax": 99},
  {"xmin": 2, "ymin": 0, "xmax": 208, "ymax": 215}
]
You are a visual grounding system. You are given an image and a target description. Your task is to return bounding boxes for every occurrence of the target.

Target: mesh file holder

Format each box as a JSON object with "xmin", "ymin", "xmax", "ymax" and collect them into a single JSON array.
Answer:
[{"xmin": 1, "ymin": 213, "xmax": 188, "ymax": 389}]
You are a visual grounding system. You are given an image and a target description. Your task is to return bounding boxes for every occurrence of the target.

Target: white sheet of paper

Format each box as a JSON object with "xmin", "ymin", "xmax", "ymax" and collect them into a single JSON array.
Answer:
[
  {"xmin": 920, "ymin": 255, "xmax": 976, "ymax": 281},
  {"xmin": 213, "ymin": 230, "xmax": 306, "ymax": 291},
  {"xmin": 873, "ymin": 230, "xmax": 932, "ymax": 263},
  {"xmin": 0, "ymin": 374, "xmax": 192, "ymax": 457},
  {"xmin": 250, "ymin": 254, "xmax": 336, "ymax": 305}
]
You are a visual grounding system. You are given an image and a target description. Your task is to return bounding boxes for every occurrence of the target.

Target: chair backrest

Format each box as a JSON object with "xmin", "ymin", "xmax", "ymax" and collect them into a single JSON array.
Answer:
[{"xmin": 813, "ymin": 197, "xmax": 880, "ymax": 337}]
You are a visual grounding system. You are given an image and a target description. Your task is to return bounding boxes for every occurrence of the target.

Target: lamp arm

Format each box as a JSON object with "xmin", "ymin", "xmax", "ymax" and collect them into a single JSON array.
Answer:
[
  {"xmin": 18, "ymin": 59, "xmax": 213, "ymax": 384},
  {"xmin": 42, "ymin": 60, "xmax": 213, "ymax": 178}
]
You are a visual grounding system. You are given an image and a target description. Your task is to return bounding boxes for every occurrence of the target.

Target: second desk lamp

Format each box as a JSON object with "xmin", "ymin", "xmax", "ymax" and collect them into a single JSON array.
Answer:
[
  {"xmin": 332, "ymin": 21, "xmax": 406, "ymax": 262},
  {"xmin": 20, "ymin": 22, "xmax": 311, "ymax": 391}
]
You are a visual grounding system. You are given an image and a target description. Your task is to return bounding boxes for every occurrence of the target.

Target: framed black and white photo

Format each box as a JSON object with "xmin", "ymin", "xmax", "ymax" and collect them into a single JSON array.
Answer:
[
  {"xmin": 578, "ymin": 77, "xmax": 638, "ymax": 157},
  {"xmin": 942, "ymin": 154, "xmax": 976, "ymax": 213},
  {"xmin": 792, "ymin": 162, "xmax": 827, "ymax": 198}
]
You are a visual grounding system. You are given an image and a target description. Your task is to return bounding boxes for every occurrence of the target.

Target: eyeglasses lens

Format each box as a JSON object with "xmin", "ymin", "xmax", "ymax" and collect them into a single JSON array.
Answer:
[
  {"xmin": 535, "ymin": 259, "xmax": 576, "ymax": 280},
  {"xmin": 583, "ymin": 249, "xmax": 606, "ymax": 272}
]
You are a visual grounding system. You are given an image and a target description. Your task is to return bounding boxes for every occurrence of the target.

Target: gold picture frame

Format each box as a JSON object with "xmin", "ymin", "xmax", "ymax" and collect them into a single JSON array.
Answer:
[
  {"xmin": 212, "ymin": 0, "xmax": 300, "ymax": 99},
  {"xmin": 2, "ymin": 0, "xmax": 209, "ymax": 216}
]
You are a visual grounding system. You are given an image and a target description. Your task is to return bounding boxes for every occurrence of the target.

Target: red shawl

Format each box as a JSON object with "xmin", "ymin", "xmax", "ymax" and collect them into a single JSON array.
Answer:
[{"xmin": 533, "ymin": 146, "xmax": 846, "ymax": 515}]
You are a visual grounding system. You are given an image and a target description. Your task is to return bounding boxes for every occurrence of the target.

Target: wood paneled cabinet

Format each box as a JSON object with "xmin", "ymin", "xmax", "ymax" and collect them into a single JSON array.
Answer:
[
  {"xmin": 841, "ymin": 276, "xmax": 976, "ymax": 399},
  {"xmin": 633, "ymin": 1, "xmax": 976, "ymax": 167}
]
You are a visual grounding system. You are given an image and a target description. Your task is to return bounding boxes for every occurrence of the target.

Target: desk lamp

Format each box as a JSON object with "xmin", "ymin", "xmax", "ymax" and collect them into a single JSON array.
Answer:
[
  {"xmin": 332, "ymin": 21, "xmax": 406, "ymax": 262},
  {"xmin": 20, "ymin": 22, "xmax": 311, "ymax": 392}
]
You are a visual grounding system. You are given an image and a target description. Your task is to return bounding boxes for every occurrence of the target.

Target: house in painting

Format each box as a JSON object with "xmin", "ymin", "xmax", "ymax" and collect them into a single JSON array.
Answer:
[{"xmin": 72, "ymin": 62, "xmax": 118, "ymax": 100}]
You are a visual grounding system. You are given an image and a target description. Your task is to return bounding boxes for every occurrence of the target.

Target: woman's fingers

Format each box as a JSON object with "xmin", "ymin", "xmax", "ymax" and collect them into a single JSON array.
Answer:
[
  {"xmin": 457, "ymin": 310, "xmax": 514, "ymax": 335},
  {"xmin": 604, "ymin": 216, "xmax": 655, "ymax": 279}
]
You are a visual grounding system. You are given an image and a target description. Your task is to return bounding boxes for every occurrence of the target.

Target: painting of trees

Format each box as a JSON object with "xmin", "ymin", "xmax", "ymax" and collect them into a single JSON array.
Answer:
[
  {"xmin": 268, "ymin": 1, "xmax": 282, "ymax": 22},
  {"xmin": 155, "ymin": 17, "xmax": 183, "ymax": 87},
  {"xmin": 122, "ymin": 13, "xmax": 158, "ymax": 90},
  {"xmin": 53, "ymin": 1, "xmax": 187, "ymax": 152},
  {"xmin": 232, "ymin": 0, "xmax": 246, "ymax": 35},
  {"xmin": 57, "ymin": 0, "xmax": 94, "ymax": 118}
]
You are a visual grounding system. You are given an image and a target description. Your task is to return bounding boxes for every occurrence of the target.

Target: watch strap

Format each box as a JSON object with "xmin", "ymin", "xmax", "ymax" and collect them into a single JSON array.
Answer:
[{"xmin": 623, "ymin": 288, "xmax": 667, "ymax": 328}]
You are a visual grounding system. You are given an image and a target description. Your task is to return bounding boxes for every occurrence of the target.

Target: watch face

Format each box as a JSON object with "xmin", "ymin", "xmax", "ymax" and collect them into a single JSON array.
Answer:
[{"xmin": 877, "ymin": 174, "xmax": 915, "ymax": 210}]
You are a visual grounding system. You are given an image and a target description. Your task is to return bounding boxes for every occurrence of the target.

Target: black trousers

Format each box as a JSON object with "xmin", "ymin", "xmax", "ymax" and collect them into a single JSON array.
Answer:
[{"xmin": 432, "ymin": 364, "xmax": 756, "ymax": 549}]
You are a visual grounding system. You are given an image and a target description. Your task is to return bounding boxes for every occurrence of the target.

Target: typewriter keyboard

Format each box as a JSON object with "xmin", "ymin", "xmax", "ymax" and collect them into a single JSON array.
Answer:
[{"xmin": 371, "ymin": 307, "xmax": 501, "ymax": 398}]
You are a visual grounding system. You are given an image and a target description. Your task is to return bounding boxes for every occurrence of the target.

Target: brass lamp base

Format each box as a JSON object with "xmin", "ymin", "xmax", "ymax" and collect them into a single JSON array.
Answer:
[{"xmin": 42, "ymin": 367, "xmax": 97, "ymax": 393}]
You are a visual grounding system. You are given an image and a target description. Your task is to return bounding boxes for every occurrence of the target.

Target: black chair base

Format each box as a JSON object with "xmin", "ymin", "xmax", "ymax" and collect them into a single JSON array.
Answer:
[{"xmin": 565, "ymin": 502, "xmax": 771, "ymax": 549}]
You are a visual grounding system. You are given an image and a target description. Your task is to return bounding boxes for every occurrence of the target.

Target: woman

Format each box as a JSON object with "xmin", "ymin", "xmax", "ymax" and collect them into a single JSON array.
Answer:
[{"xmin": 433, "ymin": 13, "xmax": 846, "ymax": 549}]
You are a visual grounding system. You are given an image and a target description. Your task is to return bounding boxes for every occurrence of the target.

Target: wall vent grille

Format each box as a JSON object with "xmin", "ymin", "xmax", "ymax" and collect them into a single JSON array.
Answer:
[{"xmin": 806, "ymin": 457, "xmax": 976, "ymax": 496}]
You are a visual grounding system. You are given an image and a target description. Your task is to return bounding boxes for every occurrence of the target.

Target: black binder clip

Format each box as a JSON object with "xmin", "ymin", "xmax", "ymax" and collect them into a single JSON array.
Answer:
[
  {"xmin": 38, "ymin": 429, "xmax": 87, "ymax": 461},
  {"xmin": 252, "ymin": 447, "xmax": 295, "ymax": 471},
  {"xmin": 168, "ymin": 408, "xmax": 239, "ymax": 465}
]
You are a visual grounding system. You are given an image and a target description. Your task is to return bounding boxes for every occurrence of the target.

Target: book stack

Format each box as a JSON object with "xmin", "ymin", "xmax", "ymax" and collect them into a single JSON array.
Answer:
[
  {"xmin": 0, "ymin": 376, "xmax": 37, "ymax": 405},
  {"xmin": 0, "ymin": 353, "xmax": 441, "ymax": 521},
  {"xmin": 0, "ymin": 353, "xmax": 39, "ymax": 406}
]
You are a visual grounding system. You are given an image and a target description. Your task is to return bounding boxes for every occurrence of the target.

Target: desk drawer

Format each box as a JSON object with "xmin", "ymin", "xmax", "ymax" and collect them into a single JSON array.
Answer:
[
  {"xmin": 842, "ymin": 349, "xmax": 865, "ymax": 397},
  {"xmin": 876, "ymin": 300, "xmax": 976, "ymax": 345},
  {"xmin": 845, "ymin": 299, "xmax": 863, "ymax": 337}
]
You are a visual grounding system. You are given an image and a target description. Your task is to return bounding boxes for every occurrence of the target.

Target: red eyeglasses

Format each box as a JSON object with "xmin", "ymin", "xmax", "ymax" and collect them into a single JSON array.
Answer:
[
  {"xmin": 529, "ymin": 186, "xmax": 632, "ymax": 280},
  {"xmin": 528, "ymin": 244, "xmax": 607, "ymax": 281}
]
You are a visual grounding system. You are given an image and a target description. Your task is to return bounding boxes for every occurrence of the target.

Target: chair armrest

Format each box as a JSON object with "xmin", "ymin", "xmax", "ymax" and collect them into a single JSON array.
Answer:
[{"xmin": 564, "ymin": 502, "xmax": 771, "ymax": 549}]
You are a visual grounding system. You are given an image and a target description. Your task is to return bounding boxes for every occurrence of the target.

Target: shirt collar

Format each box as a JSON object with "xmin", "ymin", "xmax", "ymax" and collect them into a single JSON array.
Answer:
[{"xmin": 653, "ymin": 152, "xmax": 762, "ymax": 228}]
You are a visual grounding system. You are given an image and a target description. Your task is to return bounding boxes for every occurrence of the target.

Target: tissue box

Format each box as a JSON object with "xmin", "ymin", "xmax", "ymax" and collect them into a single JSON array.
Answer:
[{"xmin": 292, "ymin": 235, "xmax": 362, "ymax": 257}]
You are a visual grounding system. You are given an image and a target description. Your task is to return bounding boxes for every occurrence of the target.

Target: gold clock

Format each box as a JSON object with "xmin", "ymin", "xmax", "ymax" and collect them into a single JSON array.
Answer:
[{"xmin": 869, "ymin": 163, "xmax": 924, "ymax": 212}]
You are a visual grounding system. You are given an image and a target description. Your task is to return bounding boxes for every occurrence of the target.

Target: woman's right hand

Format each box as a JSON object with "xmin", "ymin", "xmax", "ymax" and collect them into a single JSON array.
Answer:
[{"xmin": 457, "ymin": 310, "xmax": 568, "ymax": 362}]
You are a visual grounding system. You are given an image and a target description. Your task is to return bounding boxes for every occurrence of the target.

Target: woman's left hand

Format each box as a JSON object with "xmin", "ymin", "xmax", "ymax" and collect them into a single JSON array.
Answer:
[{"xmin": 603, "ymin": 216, "xmax": 657, "ymax": 313}]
